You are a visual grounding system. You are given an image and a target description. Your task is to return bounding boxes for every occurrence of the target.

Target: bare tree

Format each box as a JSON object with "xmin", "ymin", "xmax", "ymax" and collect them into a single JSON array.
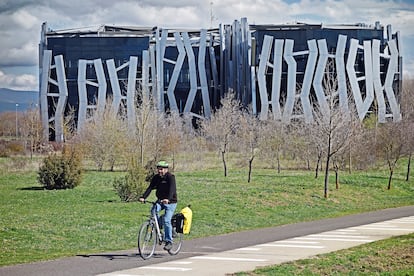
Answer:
[
  {"xmin": 237, "ymin": 110, "xmax": 264, "ymax": 182},
  {"xmin": 158, "ymin": 113, "xmax": 204, "ymax": 171},
  {"xmin": 314, "ymin": 145, "xmax": 324, "ymax": 178},
  {"xmin": 129, "ymin": 90, "xmax": 163, "ymax": 168},
  {"xmin": 310, "ymin": 61, "xmax": 359, "ymax": 198},
  {"xmin": 332, "ymin": 149, "xmax": 347, "ymax": 190},
  {"xmin": 404, "ymin": 124, "xmax": 414, "ymax": 181},
  {"xmin": 376, "ymin": 122, "xmax": 404, "ymax": 190},
  {"xmin": 291, "ymin": 121, "xmax": 324, "ymax": 176},
  {"xmin": 349, "ymin": 120, "xmax": 377, "ymax": 170},
  {"xmin": 79, "ymin": 99, "xmax": 128, "ymax": 171},
  {"xmin": 312, "ymin": 109, "xmax": 358, "ymax": 197},
  {"xmin": 20, "ymin": 107, "xmax": 43, "ymax": 158},
  {"xmin": 0, "ymin": 111, "xmax": 17, "ymax": 137},
  {"xmin": 401, "ymin": 78, "xmax": 414, "ymax": 181},
  {"xmin": 62, "ymin": 105, "xmax": 77, "ymax": 143},
  {"xmin": 261, "ymin": 115, "xmax": 288, "ymax": 173},
  {"xmin": 200, "ymin": 92, "xmax": 242, "ymax": 177},
  {"xmin": 157, "ymin": 111, "xmax": 186, "ymax": 170}
]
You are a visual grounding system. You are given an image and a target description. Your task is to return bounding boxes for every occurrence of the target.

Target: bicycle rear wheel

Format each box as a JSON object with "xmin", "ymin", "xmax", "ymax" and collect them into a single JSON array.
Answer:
[
  {"xmin": 167, "ymin": 230, "xmax": 183, "ymax": 255},
  {"xmin": 138, "ymin": 220, "xmax": 157, "ymax": 260}
]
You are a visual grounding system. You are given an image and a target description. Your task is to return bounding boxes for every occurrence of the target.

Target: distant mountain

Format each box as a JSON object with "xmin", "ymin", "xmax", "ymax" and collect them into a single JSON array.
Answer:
[{"xmin": 0, "ymin": 88, "xmax": 39, "ymax": 113}]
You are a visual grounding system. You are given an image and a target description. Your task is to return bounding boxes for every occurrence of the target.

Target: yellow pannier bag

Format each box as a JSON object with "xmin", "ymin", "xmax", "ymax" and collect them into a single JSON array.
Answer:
[{"xmin": 180, "ymin": 205, "xmax": 192, "ymax": 234}]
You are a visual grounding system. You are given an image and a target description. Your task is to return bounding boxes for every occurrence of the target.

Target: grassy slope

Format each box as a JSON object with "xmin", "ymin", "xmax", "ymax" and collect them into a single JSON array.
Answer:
[{"xmin": 0, "ymin": 157, "xmax": 413, "ymax": 266}]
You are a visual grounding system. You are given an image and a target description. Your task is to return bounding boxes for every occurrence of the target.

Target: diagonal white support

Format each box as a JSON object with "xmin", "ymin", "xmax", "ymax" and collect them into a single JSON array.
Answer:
[
  {"xmin": 126, "ymin": 57, "xmax": 138, "ymax": 131},
  {"xmin": 165, "ymin": 32, "xmax": 186, "ymax": 112},
  {"xmin": 183, "ymin": 32, "xmax": 198, "ymax": 114},
  {"xmin": 40, "ymin": 50, "xmax": 52, "ymax": 141},
  {"xmin": 313, "ymin": 39, "xmax": 330, "ymax": 120},
  {"xmin": 77, "ymin": 59, "xmax": 107, "ymax": 132},
  {"xmin": 94, "ymin": 59, "xmax": 107, "ymax": 116},
  {"xmin": 282, "ymin": 39, "xmax": 297, "ymax": 123},
  {"xmin": 271, "ymin": 39, "xmax": 284, "ymax": 121},
  {"xmin": 384, "ymin": 39, "xmax": 401, "ymax": 122},
  {"xmin": 54, "ymin": 55, "xmax": 68, "ymax": 143},
  {"xmin": 257, "ymin": 35, "xmax": 273, "ymax": 120},
  {"xmin": 372, "ymin": 39, "xmax": 386, "ymax": 122},
  {"xmin": 301, "ymin": 39, "xmax": 317, "ymax": 123},
  {"xmin": 347, "ymin": 39, "xmax": 365, "ymax": 120},
  {"xmin": 156, "ymin": 28, "xmax": 167, "ymax": 111},
  {"xmin": 198, "ymin": 29, "xmax": 212, "ymax": 118},
  {"xmin": 362, "ymin": 40, "xmax": 375, "ymax": 117},
  {"xmin": 77, "ymin": 60, "xmax": 88, "ymax": 132},
  {"xmin": 39, "ymin": 51, "xmax": 68, "ymax": 143},
  {"xmin": 106, "ymin": 59, "xmax": 123, "ymax": 116},
  {"xmin": 335, "ymin": 35, "xmax": 349, "ymax": 114}
]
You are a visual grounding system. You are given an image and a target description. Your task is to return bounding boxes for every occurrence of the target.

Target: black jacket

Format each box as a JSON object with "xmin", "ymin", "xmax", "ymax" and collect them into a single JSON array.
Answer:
[{"xmin": 141, "ymin": 172, "xmax": 177, "ymax": 203}]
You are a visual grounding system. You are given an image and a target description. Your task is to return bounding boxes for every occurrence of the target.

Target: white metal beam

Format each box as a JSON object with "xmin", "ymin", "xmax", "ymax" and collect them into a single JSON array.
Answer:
[
  {"xmin": 257, "ymin": 35, "xmax": 273, "ymax": 120},
  {"xmin": 271, "ymin": 39, "xmax": 284, "ymax": 120},
  {"xmin": 301, "ymin": 39, "xmax": 317, "ymax": 123},
  {"xmin": 40, "ymin": 50, "xmax": 52, "ymax": 141},
  {"xmin": 198, "ymin": 29, "xmax": 212, "ymax": 118}
]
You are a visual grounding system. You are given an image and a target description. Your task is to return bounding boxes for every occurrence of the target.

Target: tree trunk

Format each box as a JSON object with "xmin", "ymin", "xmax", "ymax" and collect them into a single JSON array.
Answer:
[
  {"xmin": 172, "ymin": 151, "xmax": 175, "ymax": 172},
  {"xmin": 324, "ymin": 156, "xmax": 330, "ymax": 198},
  {"xmin": 324, "ymin": 133, "xmax": 332, "ymax": 198},
  {"xmin": 248, "ymin": 156, "xmax": 254, "ymax": 183},
  {"xmin": 333, "ymin": 162, "xmax": 339, "ymax": 189},
  {"xmin": 315, "ymin": 151, "xmax": 321, "ymax": 179},
  {"xmin": 387, "ymin": 169, "xmax": 393, "ymax": 190},
  {"xmin": 30, "ymin": 138, "xmax": 34, "ymax": 159},
  {"xmin": 110, "ymin": 159, "xmax": 115, "ymax": 171},
  {"xmin": 407, "ymin": 152, "xmax": 412, "ymax": 181},
  {"xmin": 221, "ymin": 150, "xmax": 227, "ymax": 177},
  {"xmin": 140, "ymin": 136, "xmax": 144, "ymax": 167},
  {"xmin": 277, "ymin": 151, "xmax": 281, "ymax": 174},
  {"xmin": 348, "ymin": 145, "xmax": 352, "ymax": 174},
  {"xmin": 335, "ymin": 168, "xmax": 339, "ymax": 189}
]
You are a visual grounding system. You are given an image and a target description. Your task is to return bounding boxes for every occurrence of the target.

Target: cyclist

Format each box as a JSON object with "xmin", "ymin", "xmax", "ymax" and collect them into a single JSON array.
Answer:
[{"xmin": 139, "ymin": 161, "xmax": 177, "ymax": 251}]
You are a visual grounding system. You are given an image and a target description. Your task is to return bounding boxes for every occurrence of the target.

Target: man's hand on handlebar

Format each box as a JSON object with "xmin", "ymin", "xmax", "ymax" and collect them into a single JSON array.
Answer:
[{"xmin": 139, "ymin": 198, "xmax": 169, "ymax": 204}]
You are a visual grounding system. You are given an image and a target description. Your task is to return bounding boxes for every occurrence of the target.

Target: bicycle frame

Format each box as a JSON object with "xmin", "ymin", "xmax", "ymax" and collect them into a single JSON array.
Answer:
[
  {"xmin": 150, "ymin": 204, "xmax": 164, "ymax": 245},
  {"xmin": 138, "ymin": 200, "xmax": 183, "ymax": 260}
]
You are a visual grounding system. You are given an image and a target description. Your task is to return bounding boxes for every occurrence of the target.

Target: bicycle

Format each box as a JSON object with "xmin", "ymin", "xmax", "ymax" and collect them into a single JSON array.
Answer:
[{"xmin": 137, "ymin": 200, "xmax": 183, "ymax": 260}]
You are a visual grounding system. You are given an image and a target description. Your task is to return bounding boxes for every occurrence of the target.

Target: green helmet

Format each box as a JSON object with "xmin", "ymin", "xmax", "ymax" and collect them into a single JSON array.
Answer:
[{"xmin": 156, "ymin": 161, "xmax": 169, "ymax": 168}]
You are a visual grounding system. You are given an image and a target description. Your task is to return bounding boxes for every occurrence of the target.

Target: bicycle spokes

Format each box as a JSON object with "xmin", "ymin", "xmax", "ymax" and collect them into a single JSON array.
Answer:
[{"xmin": 138, "ymin": 221, "xmax": 157, "ymax": 260}]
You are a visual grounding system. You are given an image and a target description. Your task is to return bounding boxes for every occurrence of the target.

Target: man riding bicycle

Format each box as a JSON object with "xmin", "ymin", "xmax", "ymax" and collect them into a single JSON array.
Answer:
[{"xmin": 139, "ymin": 161, "xmax": 177, "ymax": 251}]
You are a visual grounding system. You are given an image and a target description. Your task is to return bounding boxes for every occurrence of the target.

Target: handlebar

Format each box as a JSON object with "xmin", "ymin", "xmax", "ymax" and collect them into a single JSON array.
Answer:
[
  {"xmin": 141, "ymin": 199, "xmax": 158, "ymax": 205},
  {"xmin": 141, "ymin": 199, "xmax": 171, "ymax": 205}
]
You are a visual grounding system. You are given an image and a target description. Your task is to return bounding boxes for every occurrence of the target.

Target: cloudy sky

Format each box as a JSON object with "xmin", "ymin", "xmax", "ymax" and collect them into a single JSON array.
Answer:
[{"xmin": 0, "ymin": 0, "xmax": 413, "ymax": 91}]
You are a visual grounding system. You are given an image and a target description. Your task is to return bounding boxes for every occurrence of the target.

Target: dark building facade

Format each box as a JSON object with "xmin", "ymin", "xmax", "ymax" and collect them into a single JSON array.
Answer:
[{"xmin": 39, "ymin": 18, "xmax": 402, "ymax": 141}]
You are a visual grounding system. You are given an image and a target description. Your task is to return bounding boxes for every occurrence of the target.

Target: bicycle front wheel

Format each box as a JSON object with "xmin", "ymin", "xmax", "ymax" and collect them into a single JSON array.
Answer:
[
  {"xmin": 138, "ymin": 220, "xmax": 157, "ymax": 260},
  {"xmin": 168, "ymin": 231, "xmax": 183, "ymax": 255}
]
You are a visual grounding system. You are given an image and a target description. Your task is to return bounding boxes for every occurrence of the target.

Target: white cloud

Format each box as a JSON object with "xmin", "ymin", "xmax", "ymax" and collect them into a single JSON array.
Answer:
[
  {"xmin": 0, "ymin": 42, "xmax": 38, "ymax": 67},
  {"xmin": 0, "ymin": 0, "xmax": 413, "ymax": 90},
  {"xmin": 12, "ymin": 9, "xmax": 39, "ymax": 30},
  {"xmin": 0, "ymin": 70, "xmax": 38, "ymax": 91}
]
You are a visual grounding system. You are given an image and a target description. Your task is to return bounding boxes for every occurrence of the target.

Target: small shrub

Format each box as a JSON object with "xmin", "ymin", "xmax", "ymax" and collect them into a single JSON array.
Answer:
[
  {"xmin": 7, "ymin": 141, "xmax": 25, "ymax": 154},
  {"xmin": 10, "ymin": 157, "xmax": 28, "ymax": 170},
  {"xmin": 37, "ymin": 146, "xmax": 83, "ymax": 190},
  {"xmin": 0, "ymin": 143, "xmax": 10, "ymax": 157},
  {"xmin": 113, "ymin": 164, "xmax": 150, "ymax": 202},
  {"xmin": 0, "ymin": 140, "xmax": 24, "ymax": 156}
]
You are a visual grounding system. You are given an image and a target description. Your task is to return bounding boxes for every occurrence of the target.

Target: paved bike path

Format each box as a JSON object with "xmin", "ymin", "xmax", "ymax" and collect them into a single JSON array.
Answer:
[
  {"xmin": 100, "ymin": 211, "xmax": 414, "ymax": 275},
  {"xmin": 1, "ymin": 206, "xmax": 413, "ymax": 276}
]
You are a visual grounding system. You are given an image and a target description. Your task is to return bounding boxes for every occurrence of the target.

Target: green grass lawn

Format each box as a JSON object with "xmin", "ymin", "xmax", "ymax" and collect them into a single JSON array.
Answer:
[{"xmin": 1, "ymin": 158, "xmax": 413, "ymax": 266}]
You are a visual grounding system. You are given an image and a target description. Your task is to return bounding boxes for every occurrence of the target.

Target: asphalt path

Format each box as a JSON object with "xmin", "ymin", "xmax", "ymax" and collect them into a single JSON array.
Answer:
[{"xmin": 1, "ymin": 205, "xmax": 413, "ymax": 276}]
